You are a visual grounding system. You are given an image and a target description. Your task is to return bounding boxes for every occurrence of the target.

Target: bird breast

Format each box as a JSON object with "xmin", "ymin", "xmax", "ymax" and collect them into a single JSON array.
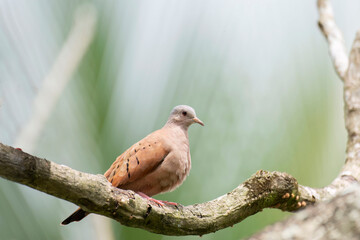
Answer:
[
  {"xmin": 146, "ymin": 127, "xmax": 191, "ymax": 195},
  {"xmin": 120, "ymin": 126, "xmax": 191, "ymax": 196}
]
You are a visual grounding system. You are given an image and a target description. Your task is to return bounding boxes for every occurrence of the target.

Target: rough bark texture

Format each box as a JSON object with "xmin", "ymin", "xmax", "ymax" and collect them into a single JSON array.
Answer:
[
  {"xmin": 0, "ymin": 143, "xmax": 307, "ymax": 236},
  {"xmin": 248, "ymin": 184, "xmax": 360, "ymax": 240},
  {"xmin": 0, "ymin": 140, "xmax": 356, "ymax": 236}
]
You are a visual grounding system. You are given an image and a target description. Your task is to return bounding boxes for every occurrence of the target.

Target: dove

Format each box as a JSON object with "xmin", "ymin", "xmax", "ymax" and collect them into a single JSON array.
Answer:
[{"xmin": 61, "ymin": 105, "xmax": 204, "ymax": 225}]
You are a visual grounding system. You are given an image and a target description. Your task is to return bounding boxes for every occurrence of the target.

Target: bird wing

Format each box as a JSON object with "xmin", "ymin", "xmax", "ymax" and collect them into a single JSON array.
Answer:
[{"xmin": 104, "ymin": 130, "xmax": 170, "ymax": 187}]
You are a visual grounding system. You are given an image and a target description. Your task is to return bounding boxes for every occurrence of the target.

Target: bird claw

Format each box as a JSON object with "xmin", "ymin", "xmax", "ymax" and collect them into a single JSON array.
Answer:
[
  {"xmin": 159, "ymin": 200, "xmax": 178, "ymax": 206},
  {"xmin": 137, "ymin": 192, "xmax": 178, "ymax": 207},
  {"xmin": 149, "ymin": 198, "xmax": 165, "ymax": 207}
]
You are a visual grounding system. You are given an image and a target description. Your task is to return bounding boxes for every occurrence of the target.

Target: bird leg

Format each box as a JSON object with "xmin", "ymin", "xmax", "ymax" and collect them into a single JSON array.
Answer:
[
  {"xmin": 137, "ymin": 192, "xmax": 178, "ymax": 206},
  {"xmin": 158, "ymin": 200, "xmax": 178, "ymax": 206},
  {"xmin": 137, "ymin": 192, "xmax": 164, "ymax": 206}
]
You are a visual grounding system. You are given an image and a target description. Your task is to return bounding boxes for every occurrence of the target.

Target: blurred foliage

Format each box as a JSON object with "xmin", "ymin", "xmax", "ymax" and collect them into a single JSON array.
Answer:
[{"xmin": 1, "ymin": 0, "xmax": 359, "ymax": 239}]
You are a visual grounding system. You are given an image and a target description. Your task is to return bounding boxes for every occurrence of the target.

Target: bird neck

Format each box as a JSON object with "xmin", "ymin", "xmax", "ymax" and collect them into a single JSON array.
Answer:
[{"xmin": 163, "ymin": 121, "xmax": 189, "ymax": 135}]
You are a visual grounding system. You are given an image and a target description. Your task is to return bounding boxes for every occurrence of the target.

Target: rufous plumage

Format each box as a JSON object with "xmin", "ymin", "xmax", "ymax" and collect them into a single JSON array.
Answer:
[{"xmin": 62, "ymin": 105, "xmax": 203, "ymax": 225}]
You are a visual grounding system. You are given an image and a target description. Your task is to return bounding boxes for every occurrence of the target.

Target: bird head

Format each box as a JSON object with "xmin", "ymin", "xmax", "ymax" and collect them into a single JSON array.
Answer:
[{"xmin": 166, "ymin": 105, "xmax": 204, "ymax": 128}]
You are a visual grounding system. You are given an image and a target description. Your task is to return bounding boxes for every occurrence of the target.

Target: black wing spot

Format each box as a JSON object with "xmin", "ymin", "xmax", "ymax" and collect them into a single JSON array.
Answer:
[
  {"xmin": 148, "ymin": 144, "xmax": 151, "ymax": 147},
  {"xmin": 128, "ymin": 172, "xmax": 131, "ymax": 178},
  {"xmin": 116, "ymin": 165, "xmax": 120, "ymax": 169},
  {"xmin": 134, "ymin": 149, "xmax": 137, "ymax": 153},
  {"xmin": 136, "ymin": 157, "xmax": 139, "ymax": 165},
  {"xmin": 110, "ymin": 179, "xmax": 114, "ymax": 183},
  {"xmin": 126, "ymin": 163, "xmax": 129, "ymax": 172},
  {"xmin": 143, "ymin": 147, "xmax": 146, "ymax": 149},
  {"xmin": 127, "ymin": 158, "xmax": 129, "ymax": 162}
]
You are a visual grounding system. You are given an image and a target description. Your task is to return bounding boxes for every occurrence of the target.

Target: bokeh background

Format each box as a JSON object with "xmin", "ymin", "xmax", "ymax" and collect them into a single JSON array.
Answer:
[{"xmin": 0, "ymin": 0, "xmax": 359, "ymax": 239}]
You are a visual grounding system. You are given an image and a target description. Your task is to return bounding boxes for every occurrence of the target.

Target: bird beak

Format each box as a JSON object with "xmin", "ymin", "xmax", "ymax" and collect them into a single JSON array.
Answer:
[{"xmin": 193, "ymin": 117, "xmax": 204, "ymax": 126}]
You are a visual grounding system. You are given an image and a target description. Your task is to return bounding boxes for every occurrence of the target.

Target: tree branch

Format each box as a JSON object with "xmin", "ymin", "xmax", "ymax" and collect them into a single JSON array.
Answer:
[
  {"xmin": 247, "ymin": 1, "xmax": 360, "ymax": 238},
  {"xmin": 248, "ymin": 184, "xmax": 360, "ymax": 240},
  {"xmin": 317, "ymin": 0, "xmax": 348, "ymax": 80},
  {"xmin": 313, "ymin": 0, "xmax": 360, "ymax": 201},
  {"xmin": 0, "ymin": 142, "xmax": 332, "ymax": 236},
  {"xmin": 344, "ymin": 31, "xmax": 360, "ymax": 179},
  {"xmin": 0, "ymin": 140, "xmax": 357, "ymax": 235}
]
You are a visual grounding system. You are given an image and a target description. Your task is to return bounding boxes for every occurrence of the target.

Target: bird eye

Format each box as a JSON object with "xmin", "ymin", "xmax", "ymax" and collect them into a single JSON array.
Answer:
[{"xmin": 182, "ymin": 111, "xmax": 187, "ymax": 116}]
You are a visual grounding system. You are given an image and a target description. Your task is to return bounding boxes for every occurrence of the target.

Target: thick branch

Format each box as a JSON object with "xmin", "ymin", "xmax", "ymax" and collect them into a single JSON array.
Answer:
[
  {"xmin": 1, "ymin": 141, "xmax": 357, "ymax": 235},
  {"xmin": 315, "ymin": 0, "xmax": 360, "ymax": 209},
  {"xmin": 317, "ymin": 0, "xmax": 348, "ymax": 80},
  {"xmin": 248, "ymin": 184, "xmax": 360, "ymax": 240},
  {"xmin": 343, "ymin": 31, "xmax": 360, "ymax": 180},
  {"xmin": 0, "ymin": 142, "xmax": 332, "ymax": 236}
]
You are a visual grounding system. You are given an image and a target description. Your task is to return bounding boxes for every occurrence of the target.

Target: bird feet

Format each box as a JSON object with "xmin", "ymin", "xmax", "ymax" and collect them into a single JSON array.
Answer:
[
  {"xmin": 159, "ymin": 200, "xmax": 178, "ymax": 206},
  {"xmin": 137, "ymin": 192, "xmax": 178, "ymax": 206}
]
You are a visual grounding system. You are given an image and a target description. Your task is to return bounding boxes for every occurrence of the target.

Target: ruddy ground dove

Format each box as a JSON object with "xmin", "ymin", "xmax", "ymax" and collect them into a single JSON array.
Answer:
[{"xmin": 61, "ymin": 105, "xmax": 203, "ymax": 225}]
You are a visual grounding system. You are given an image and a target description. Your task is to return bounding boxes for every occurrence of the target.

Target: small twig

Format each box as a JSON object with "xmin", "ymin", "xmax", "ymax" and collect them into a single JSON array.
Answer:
[{"xmin": 317, "ymin": 0, "xmax": 349, "ymax": 80}]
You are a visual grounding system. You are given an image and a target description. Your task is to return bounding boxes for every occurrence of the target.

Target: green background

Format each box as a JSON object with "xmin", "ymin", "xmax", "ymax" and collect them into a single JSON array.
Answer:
[{"xmin": 0, "ymin": 0, "xmax": 358, "ymax": 239}]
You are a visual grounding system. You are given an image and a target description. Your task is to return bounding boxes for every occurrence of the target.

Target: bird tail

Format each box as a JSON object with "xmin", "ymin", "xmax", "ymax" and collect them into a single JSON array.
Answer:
[{"xmin": 61, "ymin": 208, "xmax": 89, "ymax": 225}]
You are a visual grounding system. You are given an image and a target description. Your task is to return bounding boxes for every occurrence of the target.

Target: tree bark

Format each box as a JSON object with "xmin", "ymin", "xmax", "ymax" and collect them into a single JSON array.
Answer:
[
  {"xmin": 248, "ymin": 184, "xmax": 360, "ymax": 240},
  {"xmin": 0, "ymin": 143, "xmax": 309, "ymax": 235}
]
